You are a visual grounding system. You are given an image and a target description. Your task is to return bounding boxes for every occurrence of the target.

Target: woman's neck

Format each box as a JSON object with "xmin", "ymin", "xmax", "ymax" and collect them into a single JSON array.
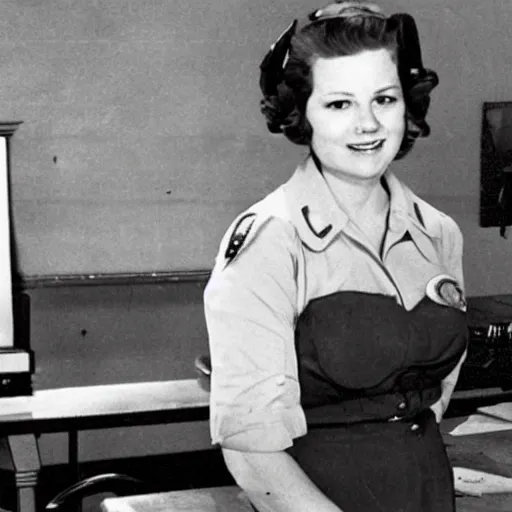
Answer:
[
  {"xmin": 322, "ymin": 167, "xmax": 390, "ymax": 222},
  {"xmin": 320, "ymin": 165, "xmax": 391, "ymax": 255}
]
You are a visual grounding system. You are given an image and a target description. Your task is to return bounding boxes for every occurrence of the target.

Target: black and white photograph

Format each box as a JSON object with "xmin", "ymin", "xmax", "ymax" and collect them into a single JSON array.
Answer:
[{"xmin": 0, "ymin": 2, "xmax": 511, "ymax": 512}]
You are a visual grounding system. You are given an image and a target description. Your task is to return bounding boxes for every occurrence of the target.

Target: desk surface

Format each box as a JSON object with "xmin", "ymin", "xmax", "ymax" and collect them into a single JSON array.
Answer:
[
  {"xmin": 102, "ymin": 486, "xmax": 253, "ymax": 512},
  {"xmin": 0, "ymin": 379, "xmax": 209, "ymax": 434},
  {"xmin": 101, "ymin": 485, "xmax": 512, "ymax": 512},
  {"xmin": 0, "ymin": 381, "xmax": 507, "ymax": 436}
]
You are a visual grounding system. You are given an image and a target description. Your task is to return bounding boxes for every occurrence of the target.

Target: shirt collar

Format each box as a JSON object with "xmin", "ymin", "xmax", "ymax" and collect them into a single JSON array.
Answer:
[
  {"xmin": 384, "ymin": 172, "xmax": 442, "ymax": 265},
  {"xmin": 385, "ymin": 172, "xmax": 441, "ymax": 240},
  {"xmin": 282, "ymin": 156, "xmax": 440, "ymax": 252},
  {"xmin": 282, "ymin": 156, "xmax": 348, "ymax": 251}
]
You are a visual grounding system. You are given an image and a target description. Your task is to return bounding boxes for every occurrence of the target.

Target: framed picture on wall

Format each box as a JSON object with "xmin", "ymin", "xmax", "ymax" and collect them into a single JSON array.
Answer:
[{"xmin": 480, "ymin": 101, "xmax": 512, "ymax": 234}]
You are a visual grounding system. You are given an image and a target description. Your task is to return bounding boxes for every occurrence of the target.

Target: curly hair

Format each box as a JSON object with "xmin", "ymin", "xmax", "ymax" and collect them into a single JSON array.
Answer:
[{"xmin": 260, "ymin": 12, "xmax": 438, "ymax": 160}]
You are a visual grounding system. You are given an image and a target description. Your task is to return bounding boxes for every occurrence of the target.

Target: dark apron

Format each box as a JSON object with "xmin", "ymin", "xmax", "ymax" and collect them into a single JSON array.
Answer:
[{"xmin": 287, "ymin": 292, "xmax": 468, "ymax": 512}]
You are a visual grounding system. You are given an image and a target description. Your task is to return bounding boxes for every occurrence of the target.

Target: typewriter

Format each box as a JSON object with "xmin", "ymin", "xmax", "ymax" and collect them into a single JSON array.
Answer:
[{"xmin": 456, "ymin": 322, "xmax": 512, "ymax": 391}]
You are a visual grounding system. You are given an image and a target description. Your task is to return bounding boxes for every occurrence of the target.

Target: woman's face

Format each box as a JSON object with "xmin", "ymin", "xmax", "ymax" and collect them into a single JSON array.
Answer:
[{"xmin": 306, "ymin": 48, "xmax": 405, "ymax": 183}]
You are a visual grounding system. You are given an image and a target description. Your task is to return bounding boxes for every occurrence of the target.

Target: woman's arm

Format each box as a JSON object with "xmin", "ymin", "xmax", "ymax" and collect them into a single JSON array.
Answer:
[
  {"xmin": 223, "ymin": 448, "xmax": 343, "ymax": 512},
  {"xmin": 430, "ymin": 219, "xmax": 468, "ymax": 423},
  {"xmin": 206, "ymin": 216, "xmax": 341, "ymax": 508},
  {"xmin": 430, "ymin": 348, "xmax": 467, "ymax": 423}
]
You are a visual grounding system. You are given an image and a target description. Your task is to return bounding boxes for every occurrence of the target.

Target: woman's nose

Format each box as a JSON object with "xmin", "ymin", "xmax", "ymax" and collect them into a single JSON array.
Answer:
[{"xmin": 355, "ymin": 105, "xmax": 380, "ymax": 134}]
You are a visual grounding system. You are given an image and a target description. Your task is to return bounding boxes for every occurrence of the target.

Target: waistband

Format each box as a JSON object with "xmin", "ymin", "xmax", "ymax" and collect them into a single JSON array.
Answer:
[{"xmin": 305, "ymin": 386, "xmax": 441, "ymax": 427}]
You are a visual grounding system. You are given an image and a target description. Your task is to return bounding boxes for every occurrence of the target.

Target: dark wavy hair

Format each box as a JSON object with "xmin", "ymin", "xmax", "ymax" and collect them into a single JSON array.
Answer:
[{"xmin": 260, "ymin": 13, "xmax": 438, "ymax": 160}]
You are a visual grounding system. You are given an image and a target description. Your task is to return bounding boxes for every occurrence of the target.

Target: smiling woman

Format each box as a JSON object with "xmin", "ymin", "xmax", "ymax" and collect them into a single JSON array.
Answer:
[
  {"xmin": 305, "ymin": 49, "xmax": 406, "ymax": 251},
  {"xmin": 306, "ymin": 50, "xmax": 405, "ymax": 217},
  {"xmin": 204, "ymin": 2, "xmax": 468, "ymax": 512}
]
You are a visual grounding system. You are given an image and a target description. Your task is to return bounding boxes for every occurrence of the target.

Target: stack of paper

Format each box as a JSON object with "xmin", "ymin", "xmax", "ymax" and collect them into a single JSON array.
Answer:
[
  {"xmin": 449, "ymin": 403, "xmax": 512, "ymax": 436},
  {"xmin": 479, "ymin": 403, "xmax": 512, "ymax": 422},
  {"xmin": 454, "ymin": 467, "xmax": 512, "ymax": 496}
]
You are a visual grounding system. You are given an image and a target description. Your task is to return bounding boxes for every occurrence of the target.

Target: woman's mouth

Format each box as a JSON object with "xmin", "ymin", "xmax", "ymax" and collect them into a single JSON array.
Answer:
[{"xmin": 347, "ymin": 139, "xmax": 385, "ymax": 153}]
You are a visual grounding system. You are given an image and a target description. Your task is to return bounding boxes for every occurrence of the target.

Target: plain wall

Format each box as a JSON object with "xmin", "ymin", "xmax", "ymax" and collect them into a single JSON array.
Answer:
[
  {"xmin": 1, "ymin": 0, "xmax": 512, "ymax": 465},
  {"xmin": 0, "ymin": 0, "xmax": 510, "ymax": 292},
  {"xmin": 30, "ymin": 281, "xmax": 214, "ymax": 465}
]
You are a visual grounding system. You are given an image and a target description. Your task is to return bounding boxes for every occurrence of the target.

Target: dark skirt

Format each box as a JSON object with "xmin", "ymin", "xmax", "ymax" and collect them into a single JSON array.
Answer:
[{"xmin": 288, "ymin": 409, "xmax": 455, "ymax": 512}]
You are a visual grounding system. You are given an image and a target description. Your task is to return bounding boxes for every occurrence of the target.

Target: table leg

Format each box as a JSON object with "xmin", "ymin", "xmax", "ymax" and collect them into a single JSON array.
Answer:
[
  {"xmin": 0, "ymin": 434, "xmax": 41, "ymax": 512},
  {"xmin": 68, "ymin": 430, "xmax": 79, "ymax": 483},
  {"xmin": 68, "ymin": 430, "xmax": 82, "ymax": 512}
]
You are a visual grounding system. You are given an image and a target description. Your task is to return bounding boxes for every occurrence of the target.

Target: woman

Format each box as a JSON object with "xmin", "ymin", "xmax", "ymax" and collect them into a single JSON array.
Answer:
[{"xmin": 204, "ymin": 2, "xmax": 468, "ymax": 511}]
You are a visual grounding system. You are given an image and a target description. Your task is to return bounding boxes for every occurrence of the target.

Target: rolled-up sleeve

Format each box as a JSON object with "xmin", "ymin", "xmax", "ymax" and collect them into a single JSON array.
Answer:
[{"xmin": 204, "ymin": 217, "xmax": 307, "ymax": 452}]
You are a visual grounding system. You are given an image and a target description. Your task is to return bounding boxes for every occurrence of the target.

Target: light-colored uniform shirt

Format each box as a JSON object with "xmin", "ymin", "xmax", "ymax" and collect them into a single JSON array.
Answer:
[{"xmin": 204, "ymin": 156, "xmax": 464, "ymax": 453}]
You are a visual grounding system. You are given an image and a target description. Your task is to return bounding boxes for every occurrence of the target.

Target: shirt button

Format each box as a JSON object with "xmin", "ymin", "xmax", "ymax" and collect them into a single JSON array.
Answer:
[
  {"xmin": 275, "ymin": 375, "xmax": 285, "ymax": 386},
  {"xmin": 410, "ymin": 423, "xmax": 420, "ymax": 432}
]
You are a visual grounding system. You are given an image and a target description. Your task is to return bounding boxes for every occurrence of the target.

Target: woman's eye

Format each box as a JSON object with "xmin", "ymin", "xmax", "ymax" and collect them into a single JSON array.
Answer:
[
  {"xmin": 326, "ymin": 100, "xmax": 351, "ymax": 110},
  {"xmin": 375, "ymin": 95, "xmax": 397, "ymax": 106}
]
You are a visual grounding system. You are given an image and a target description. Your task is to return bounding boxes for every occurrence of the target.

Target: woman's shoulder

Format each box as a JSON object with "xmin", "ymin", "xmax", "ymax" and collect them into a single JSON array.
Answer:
[{"xmin": 213, "ymin": 186, "xmax": 300, "ymax": 271}]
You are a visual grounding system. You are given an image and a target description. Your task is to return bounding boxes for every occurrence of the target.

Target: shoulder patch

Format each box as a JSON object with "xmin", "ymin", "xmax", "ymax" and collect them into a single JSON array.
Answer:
[
  {"xmin": 216, "ymin": 186, "xmax": 291, "ymax": 269},
  {"xmin": 224, "ymin": 213, "xmax": 257, "ymax": 263}
]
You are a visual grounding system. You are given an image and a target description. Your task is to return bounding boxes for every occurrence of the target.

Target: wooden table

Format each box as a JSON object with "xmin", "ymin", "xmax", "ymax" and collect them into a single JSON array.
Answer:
[
  {"xmin": 1, "ymin": 383, "xmax": 509, "ymax": 512},
  {"xmin": 0, "ymin": 379, "xmax": 210, "ymax": 512}
]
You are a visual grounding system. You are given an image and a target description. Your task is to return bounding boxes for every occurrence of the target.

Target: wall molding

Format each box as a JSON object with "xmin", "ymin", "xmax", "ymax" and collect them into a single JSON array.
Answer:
[{"xmin": 15, "ymin": 270, "xmax": 212, "ymax": 289}]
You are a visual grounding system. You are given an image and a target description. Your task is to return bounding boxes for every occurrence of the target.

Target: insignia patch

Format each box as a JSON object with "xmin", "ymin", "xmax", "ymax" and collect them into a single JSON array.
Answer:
[
  {"xmin": 426, "ymin": 275, "xmax": 467, "ymax": 311},
  {"xmin": 436, "ymin": 279, "xmax": 467, "ymax": 311},
  {"xmin": 224, "ymin": 213, "xmax": 257, "ymax": 263},
  {"xmin": 301, "ymin": 206, "xmax": 332, "ymax": 239}
]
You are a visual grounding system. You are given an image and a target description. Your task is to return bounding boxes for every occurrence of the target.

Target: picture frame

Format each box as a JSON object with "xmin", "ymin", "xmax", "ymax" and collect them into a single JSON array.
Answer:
[{"xmin": 480, "ymin": 101, "xmax": 512, "ymax": 233}]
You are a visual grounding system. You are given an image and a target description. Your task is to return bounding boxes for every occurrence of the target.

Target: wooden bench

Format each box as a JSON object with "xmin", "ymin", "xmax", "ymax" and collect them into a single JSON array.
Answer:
[{"xmin": 0, "ymin": 379, "xmax": 210, "ymax": 512}]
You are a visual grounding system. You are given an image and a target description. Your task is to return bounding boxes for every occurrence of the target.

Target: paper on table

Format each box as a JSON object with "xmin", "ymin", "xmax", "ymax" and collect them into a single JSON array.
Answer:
[
  {"xmin": 478, "ymin": 403, "xmax": 512, "ymax": 423},
  {"xmin": 454, "ymin": 467, "xmax": 512, "ymax": 496},
  {"xmin": 449, "ymin": 413, "xmax": 512, "ymax": 436}
]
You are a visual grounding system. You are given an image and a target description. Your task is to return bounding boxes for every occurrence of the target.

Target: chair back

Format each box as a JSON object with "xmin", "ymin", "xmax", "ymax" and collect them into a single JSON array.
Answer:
[{"xmin": 194, "ymin": 354, "xmax": 211, "ymax": 391}]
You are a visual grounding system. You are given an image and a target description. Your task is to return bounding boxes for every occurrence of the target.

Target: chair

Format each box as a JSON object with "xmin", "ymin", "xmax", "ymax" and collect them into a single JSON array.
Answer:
[
  {"xmin": 45, "ymin": 473, "xmax": 146, "ymax": 512},
  {"xmin": 194, "ymin": 354, "xmax": 212, "ymax": 391}
]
